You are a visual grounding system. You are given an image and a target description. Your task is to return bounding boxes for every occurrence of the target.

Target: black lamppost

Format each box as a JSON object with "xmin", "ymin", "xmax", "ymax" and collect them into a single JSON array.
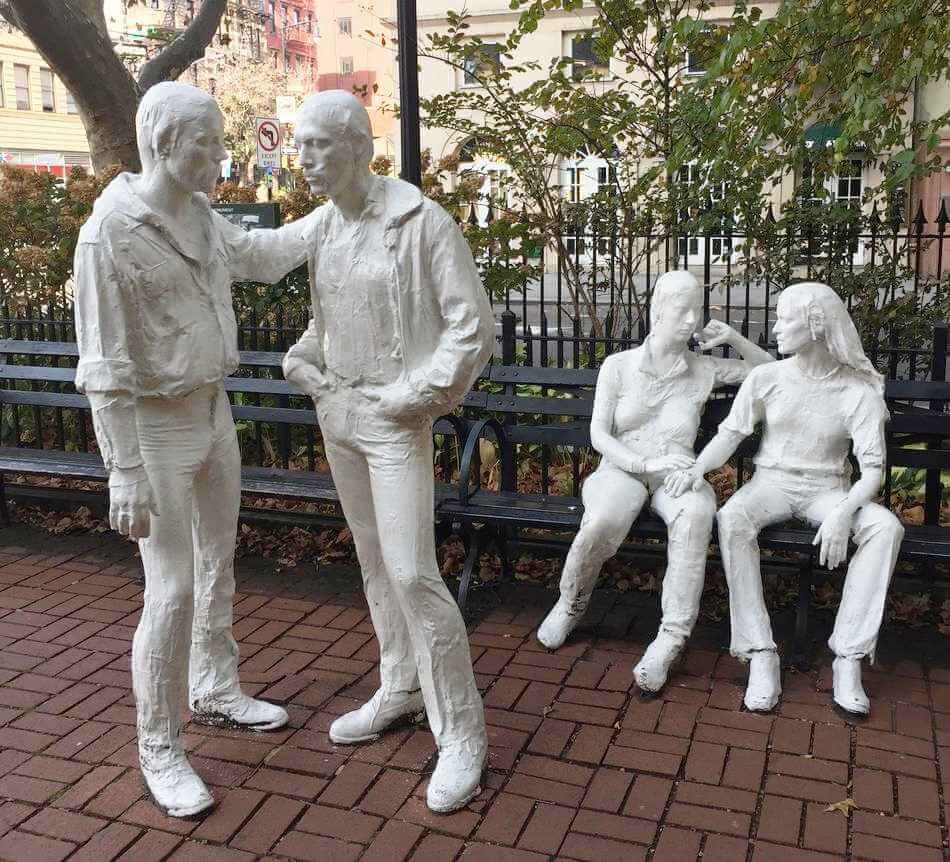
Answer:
[{"xmin": 396, "ymin": 0, "xmax": 422, "ymax": 187}]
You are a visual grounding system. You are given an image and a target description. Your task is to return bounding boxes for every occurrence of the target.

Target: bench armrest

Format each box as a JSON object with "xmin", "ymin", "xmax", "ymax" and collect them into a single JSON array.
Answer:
[{"xmin": 458, "ymin": 418, "xmax": 513, "ymax": 505}]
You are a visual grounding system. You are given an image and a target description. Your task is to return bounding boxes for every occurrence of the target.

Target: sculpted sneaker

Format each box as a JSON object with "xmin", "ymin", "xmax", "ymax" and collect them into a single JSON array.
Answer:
[
  {"xmin": 426, "ymin": 739, "xmax": 486, "ymax": 813},
  {"xmin": 744, "ymin": 650, "xmax": 781, "ymax": 712},
  {"xmin": 537, "ymin": 598, "xmax": 581, "ymax": 649},
  {"xmin": 192, "ymin": 691, "xmax": 289, "ymax": 731},
  {"xmin": 832, "ymin": 656, "xmax": 870, "ymax": 716},
  {"xmin": 329, "ymin": 688, "xmax": 424, "ymax": 744},
  {"xmin": 634, "ymin": 631, "xmax": 683, "ymax": 694},
  {"xmin": 140, "ymin": 744, "xmax": 214, "ymax": 819}
]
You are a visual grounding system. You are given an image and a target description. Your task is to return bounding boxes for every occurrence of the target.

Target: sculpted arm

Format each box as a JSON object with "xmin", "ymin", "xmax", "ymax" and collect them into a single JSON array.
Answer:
[
  {"xmin": 215, "ymin": 208, "xmax": 317, "ymax": 285},
  {"xmin": 74, "ymin": 240, "xmax": 157, "ymax": 539}
]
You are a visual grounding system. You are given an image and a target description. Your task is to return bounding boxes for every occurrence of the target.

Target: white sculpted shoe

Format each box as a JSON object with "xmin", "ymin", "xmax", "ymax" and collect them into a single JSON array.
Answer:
[
  {"xmin": 744, "ymin": 650, "xmax": 781, "ymax": 713},
  {"xmin": 329, "ymin": 688, "xmax": 424, "ymax": 745},
  {"xmin": 537, "ymin": 598, "xmax": 580, "ymax": 649},
  {"xmin": 191, "ymin": 691, "xmax": 289, "ymax": 731},
  {"xmin": 426, "ymin": 740, "xmax": 486, "ymax": 813},
  {"xmin": 832, "ymin": 656, "xmax": 870, "ymax": 716},
  {"xmin": 140, "ymin": 744, "xmax": 214, "ymax": 819},
  {"xmin": 634, "ymin": 631, "xmax": 683, "ymax": 694}
]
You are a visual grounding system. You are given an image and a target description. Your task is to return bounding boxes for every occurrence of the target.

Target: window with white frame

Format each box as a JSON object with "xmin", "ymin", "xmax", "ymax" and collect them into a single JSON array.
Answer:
[
  {"xmin": 340, "ymin": 57, "xmax": 354, "ymax": 75},
  {"xmin": 566, "ymin": 167, "xmax": 583, "ymax": 203},
  {"xmin": 684, "ymin": 27, "xmax": 726, "ymax": 76},
  {"xmin": 339, "ymin": 17, "xmax": 352, "ymax": 36},
  {"xmin": 14, "ymin": 64, "xmax": 29, "ymax": 111},
  {"xmin": 40, "ymin": 68, "xmax": 55, "ymax": 112},
  {"xmin": 462, "ymin": 42, "xmax": 502, "ymax": 86},
  {"xmin": 570, "ymin": 33, "xmax": 609, "ymax": 79},
  {"xmin": 0, "ymin": 63, "xmax": 4, "ymax": 108},
  {"xmin": 676, "ymin": 162, "xmax": 732, "ymax": 263},
  {"xmin": 65, "ymin": 91, "xmax": 78, "ymax": 114}
]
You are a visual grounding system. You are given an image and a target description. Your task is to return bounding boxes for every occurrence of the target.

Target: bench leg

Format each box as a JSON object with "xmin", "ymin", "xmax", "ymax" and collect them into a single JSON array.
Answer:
[
  {"xmin": 792, "ymin": 556, "xmax": 813, "ymax": 672},
  {"xmin": 496, "ymin": 526, "xmax": 512, "ymax": 582},
  {"xmin": 0, "ymin": 473, "xmax": 9, "ymax": 526},
  {"xmin": 456, "ymin": 527, "xmax": 483, "ymax": 614}
]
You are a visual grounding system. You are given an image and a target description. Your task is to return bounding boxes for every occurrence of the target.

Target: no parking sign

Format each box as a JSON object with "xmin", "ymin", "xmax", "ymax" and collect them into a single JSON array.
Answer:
[{"xmin": 255, "ymin": 117, "xmax": 281, "ymax": 169}]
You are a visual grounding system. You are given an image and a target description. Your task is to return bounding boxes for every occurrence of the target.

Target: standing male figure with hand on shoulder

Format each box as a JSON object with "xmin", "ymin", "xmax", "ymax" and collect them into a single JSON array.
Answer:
[
  {"xmin": 282, "ymin": 91, "xmax": 494, "ymax": 813},
  {"xmin": 75, "ymin": 82, "xmax": 316, "ymax": 818}
]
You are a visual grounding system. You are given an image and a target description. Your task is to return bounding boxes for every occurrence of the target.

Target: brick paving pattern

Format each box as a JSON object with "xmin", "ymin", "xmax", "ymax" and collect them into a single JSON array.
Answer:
[{"xmin": 0, "ymin": 526, "xmax": 946, "ymax": 860}]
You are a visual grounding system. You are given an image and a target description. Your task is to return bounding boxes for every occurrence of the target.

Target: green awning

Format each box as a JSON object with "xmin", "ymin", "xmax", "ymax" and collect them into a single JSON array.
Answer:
[{"xmin": 805, "ymin": 120, "xmax": 842, "ymax": 150}]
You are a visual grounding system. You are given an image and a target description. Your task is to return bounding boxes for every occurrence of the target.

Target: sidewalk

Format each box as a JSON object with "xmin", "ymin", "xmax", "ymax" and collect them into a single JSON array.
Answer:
[{"xmin": 0, "ymin": 524, "xmax": 946, "ymax": 861}]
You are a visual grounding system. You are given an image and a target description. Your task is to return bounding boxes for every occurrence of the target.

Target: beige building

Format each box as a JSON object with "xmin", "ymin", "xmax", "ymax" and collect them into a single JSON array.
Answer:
[
  {"xmin": 417, "ymin": 1, "xmax": 950, "ymax": 272},
  {"xmin": 312, "ymin": 0, "xmax": 398, "ymax": 164},
  {"xmin": 0, "ymin": 24, "xmax": 91, "ymax": 175}
]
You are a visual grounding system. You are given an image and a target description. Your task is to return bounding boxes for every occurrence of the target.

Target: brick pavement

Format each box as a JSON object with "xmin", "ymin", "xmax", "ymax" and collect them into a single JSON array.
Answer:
[{"xmin": 0, "ymin": 525, "xmax": 947, "ymax": 861}]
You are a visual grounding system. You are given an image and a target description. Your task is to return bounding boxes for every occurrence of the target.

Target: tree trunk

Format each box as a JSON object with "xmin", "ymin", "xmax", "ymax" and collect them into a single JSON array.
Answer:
[{"xmin": 2, "ymin": 0, "xmax": 226, "ymax": 174}]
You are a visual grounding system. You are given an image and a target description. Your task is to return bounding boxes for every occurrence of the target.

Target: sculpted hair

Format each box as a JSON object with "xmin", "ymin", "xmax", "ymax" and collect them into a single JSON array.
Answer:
[
  {"xmin": 650, "ymin": 271, "xmax": 703, "ymax": 330},
  {"xmin": 136, "ymin": 82, "xmax": 220, "ymax": 172},
  {"xmin": 780, "ymin": 281, "xmax": 885, "ymax": 394},
  {"xmin": 296, "ymin": 90, "xmax": 374, "ymax": 167}
]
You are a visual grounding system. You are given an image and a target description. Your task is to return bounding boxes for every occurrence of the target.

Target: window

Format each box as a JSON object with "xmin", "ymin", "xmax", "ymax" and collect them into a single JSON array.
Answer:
[
  {"xmin": 150, "ymin": 0, "xmax": 160, "ymax": 8},
  {"xmin": 833, "ymin": 159, "xmax": 863, "ymax": 205},
  {"xmin": 14, "ymin": 64, "xmax": 29, "ymax": 111},
  {"xmin": 597, "ymin": 164, "xmax": 616, "ymax": 192},
  {"xmin": 339, "ymin": 17, "xmax": 351, "ymax": 36},
  {"xmin": 676, "ymin": 162, "xmax": 732, "ymax": 263},
  {"xmin": 340, "ymin": 57, "xmax": 354, "ymax": 75},
  {"xmin": 268, "ymin": 2, "xmax": 275, "ymax": 32},
  {"xmin": 571, "ymin": 34, "xmax": 608, "ymax": 79},
  {"xmin": 0, "ymin": 63, "xmax": 4, "ymax": 108},
  {"xmin": 292, "ymin": 6, "xmax": 300, "ymax": 24},
  {"xmin": 566, "ymin": 167, "xmax": 583, "ymax": 203},
  {"xmin": 462, "ymin": 42, "xmax": 502, "ymax": 85},
  {"xmin": 65, "ymin": 91, "xmax": 78, "ymax": 114},
  {"xmin": 40, "ymin": 68, "xmax": 54, "ymax": 112},
  {"xmin": 684, "ymin": 28, "xmax": 726, "ymax": 76}
]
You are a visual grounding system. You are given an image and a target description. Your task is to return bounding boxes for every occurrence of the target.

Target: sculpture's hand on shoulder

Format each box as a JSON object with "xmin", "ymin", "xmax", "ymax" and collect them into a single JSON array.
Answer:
[
  {"xmin": 695, "ymin": 319, "xmax": 737, "ymax": 352},
  {"xmin": 813, "ymin": 505, "xmax": 852, "ymax": 570},
  {"xmin": 108, "ymin": 466, "xmax": 158, "ymax": 540},
  {"xmin": 664, "ymin": 466, "xmax": 703, "ymax": 498}
]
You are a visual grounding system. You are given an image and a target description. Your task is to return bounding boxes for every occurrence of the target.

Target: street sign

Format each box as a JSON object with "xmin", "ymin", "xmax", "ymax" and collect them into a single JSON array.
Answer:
[{"xmin": 255, "ymin": 117, "xmax": 281, "ymax": 169}]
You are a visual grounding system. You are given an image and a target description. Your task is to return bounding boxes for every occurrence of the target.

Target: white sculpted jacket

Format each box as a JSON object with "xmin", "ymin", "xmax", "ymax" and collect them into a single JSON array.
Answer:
[{"xmin": 283, "ymin": 175, "xmax": 494, "ymax": 414}]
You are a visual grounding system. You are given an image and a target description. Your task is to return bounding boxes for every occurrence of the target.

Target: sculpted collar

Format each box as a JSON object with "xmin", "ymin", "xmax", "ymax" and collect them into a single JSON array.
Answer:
[{"xmin": 637, "ymin": 336, "xmax": 690, "ymax": 380}]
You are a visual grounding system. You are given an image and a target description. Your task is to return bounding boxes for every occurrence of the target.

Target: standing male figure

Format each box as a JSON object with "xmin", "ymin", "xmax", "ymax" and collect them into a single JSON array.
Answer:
[
  {"xmin": 75, "ymin": 82, "xmax": 314, "ymax": 817},
  {"xmin": 282, "ymin": 91, "xmax": 494, "ymax": 812},
  {"xmin": 536, "ymin": 272, "xmax": 773, "ymax": 695}
]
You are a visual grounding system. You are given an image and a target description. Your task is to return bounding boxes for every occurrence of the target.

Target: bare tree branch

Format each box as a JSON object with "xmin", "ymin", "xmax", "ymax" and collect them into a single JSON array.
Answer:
[{"xmin": 138, "ymin": 0, "xmax": 227, "ymax": 92}]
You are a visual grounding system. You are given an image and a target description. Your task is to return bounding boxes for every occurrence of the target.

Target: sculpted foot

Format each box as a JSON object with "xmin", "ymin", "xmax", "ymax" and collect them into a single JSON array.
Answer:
[
  {"xmin": 634, "ymin": 631, "xmax": 683, "ymax": 694},
  {"xmin": 192, "ymin": 691, "xmax": 289, "ymax": 731},
  {"xmin": 426, "ymin": 739, "xmax": 486, "ymax": 813},
  {"xmin": 537, "ymin": 598, "xmax": 581, "ymax": 649},
  {"xmin": 140, "ymin": 744, "xmax": 214, "ymax": 819},
  {"xmin": 329, "ymin": 688, "xmax": 424, "ymax": 744},
  {"xmin": 832, "ymin": 656, "xmax": 870, "ymax": 716},
  {"xmin": 744, "ymin": 650, "xmax": 781, "ymax": 712}
]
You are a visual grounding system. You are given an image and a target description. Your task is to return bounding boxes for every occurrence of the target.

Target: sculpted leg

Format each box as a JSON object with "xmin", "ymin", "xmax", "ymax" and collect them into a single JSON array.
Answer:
[
  {"xmin": 634, "ymin": 482, "xmax": 716, "ymax": 693},
  {"xmin": 323, "ymin": 432, "xmax": 422, "ymax": 745},
  {"xmin": 803, "ymin": 493, "xmax": 904, "ymax": 715},
  {"xmin": 365, "ymin": 425, "xmax": 486, "ymax": 813},
  {"xmin": 718, "ymin": 476, "xmax": 793, "ymax": 712},
  {"xmin": 190, "ymin": 393, "xmax": 288, "ymax": 731},
  {"xmin": 537, "ymin": 467, "xmax": 647, "ymax": 649},
  {"xmin": 134, "ymin": 407, "xmax": 212, "ymax": 818}
]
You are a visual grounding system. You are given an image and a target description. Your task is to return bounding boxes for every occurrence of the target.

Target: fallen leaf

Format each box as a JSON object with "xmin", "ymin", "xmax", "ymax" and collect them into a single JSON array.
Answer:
[{"xmin": 824, "ymin": 798, "xmax": 856, "ymax": 815}]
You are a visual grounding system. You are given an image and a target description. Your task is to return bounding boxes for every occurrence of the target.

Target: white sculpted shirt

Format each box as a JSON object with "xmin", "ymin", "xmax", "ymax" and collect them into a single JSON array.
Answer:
[
  {"xmin": 594, "ymin": 339, "xmax": 749, "ymax": 474},
  {"xmin": 719, "ymin": 359, "xmax": 888, "ymax": 477},
  {"xmin": 74, "ymin": 172, "xmax": 311, "ymax": 398},
  {"xmin": 316, "ymin": 186, "xmax": 402, "ymax": 387}
]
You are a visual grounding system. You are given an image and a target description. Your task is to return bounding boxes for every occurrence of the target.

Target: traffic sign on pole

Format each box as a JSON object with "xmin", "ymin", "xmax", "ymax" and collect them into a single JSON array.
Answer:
[{"xmin": 255, "ymin": 117, "xmax": 281, "ymax": 169}]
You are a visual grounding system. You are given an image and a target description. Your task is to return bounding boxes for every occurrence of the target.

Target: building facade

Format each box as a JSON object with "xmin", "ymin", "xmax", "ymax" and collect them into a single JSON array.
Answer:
[{"xmin": 0, "ymin": 24, "xmax": 91, "ymax": 175}]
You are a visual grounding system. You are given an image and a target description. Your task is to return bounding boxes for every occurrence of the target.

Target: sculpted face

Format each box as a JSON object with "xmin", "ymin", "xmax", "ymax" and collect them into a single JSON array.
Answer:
[
  {"xmin": 164, "ymin": 106, "xmax": 227, "ymax": 195},
  {"xmin": 653, "ymin": 292, "xmax": 702, "ymax": 346},
  {"xmin": 773, "ymin": 292, "xmax": 813, "ymax": 355},
  {"xmin": 295, "ymin": 111, "xmax": 358, "ymax": 197}
]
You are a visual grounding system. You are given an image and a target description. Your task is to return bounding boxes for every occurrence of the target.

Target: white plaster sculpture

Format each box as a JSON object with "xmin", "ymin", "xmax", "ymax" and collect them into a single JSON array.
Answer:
[
  {"xmin": 666, "ymin": 282, "xmax": 903, "ymax": 715},
  {"xmin": 74, "ymin": 82, "xmax": 316, "ymax": 818},
  {"xmin": 537, "ymin": 272, "xmax": 774, "ymax": 695},
  {"xmin": 281, "ymin": 91, "xmax": 494, "ymax": 813}
]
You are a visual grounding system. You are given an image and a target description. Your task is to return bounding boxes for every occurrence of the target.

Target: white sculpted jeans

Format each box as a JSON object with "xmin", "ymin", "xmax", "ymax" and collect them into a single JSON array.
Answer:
[
  {"xmin": 316, "ymin": 393, "xmax": 486, "ymax": 752},
  {"xmin": 718, "ymin": 467, "xmax": 904, "ymax": 662},
  {"xmin": 559, "ymin": 463, "xmax": 717, "ymax": 644},
  {"xmin": 132, "ymin": 383, "xmax": 242, "ymax": 759}
]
